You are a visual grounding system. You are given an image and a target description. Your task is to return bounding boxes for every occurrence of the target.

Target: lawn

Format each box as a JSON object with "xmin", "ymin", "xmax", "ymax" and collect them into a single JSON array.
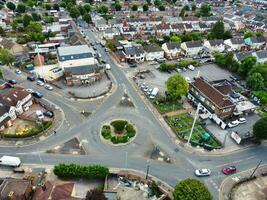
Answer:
[
  {"xmin": 153, "ymin": 98, "xmax": 182, "ymax": 114},
  {"xmin": 166, "ymin": 113, "xmax": 221, "ymax": 148}
]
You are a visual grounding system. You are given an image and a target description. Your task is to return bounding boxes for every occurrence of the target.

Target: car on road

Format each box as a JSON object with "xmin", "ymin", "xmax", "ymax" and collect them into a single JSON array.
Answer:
[
  {"xmin": 13, "ymin": 167, "xmax": 25, "ymax": 173},
  {"xmin": 228, "ymin": 120, "xmax": 239, "ymax": 128},
  {"xmin": 37, "ymin": 80, "xmax": 44, "ymax": 86},
  {"xmin": 43, "ymin": 111, "xmax": 54, "ymax": 118},
  {"xmin": 194, "ymin": 169, "xmax": 211, "ymax": 177},
  {"xmin": 15, "ymin": 69, "xmax": 22, "ymax": 74},
  {"xmin": 238, "ymin": 117, "xmax": 246, "ymax": 124},
  {"xmin": 26, "ymin": 88, "xmax": 34, "ymax": 93},
  {"xmin": 222, "ymin": 166, "xmax": 237, "ymax": 175},
  {"xmin": 27, "ymin": 76, "xmax": 35, "ymax": 81},
  {"xmin": 44, "ymin": 84, "xmax": 53, "ymax": 91},
  {"xmin": 8, "ymin": 79, "xmax": 17, "ymax": 85},
  {"xmin": 32, "ymin": 91, "xmax": 43, "ymax": 98}
]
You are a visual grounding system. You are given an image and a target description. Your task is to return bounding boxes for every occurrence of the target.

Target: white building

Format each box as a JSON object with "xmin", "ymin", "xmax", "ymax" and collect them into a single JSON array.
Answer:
[
  {"xmin": 162, "ymin": 42, "xmax": 181, "ymax": 59},
  {"xmin": 181, "ymin": 41, "xmax": 203, "ymax": 56},
  {"xmin": 203, "ymin": 39, "xmax": 225, "ymax": 53},
  {"xmin": 144, "ymin": 44, "xmax": 164, "ymax": 61}
]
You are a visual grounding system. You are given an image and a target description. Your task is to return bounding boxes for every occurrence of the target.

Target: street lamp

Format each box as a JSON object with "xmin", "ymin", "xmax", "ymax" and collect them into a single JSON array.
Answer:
[{"xmin": 145, "ymin": 160, "xmax": 150, "ymax": 180}]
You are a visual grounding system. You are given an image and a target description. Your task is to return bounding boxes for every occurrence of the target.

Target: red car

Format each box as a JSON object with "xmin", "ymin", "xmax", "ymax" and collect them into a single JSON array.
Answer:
[{"xmin": 222, "ymin": 166, "xmax": 237, "ymax": 175}]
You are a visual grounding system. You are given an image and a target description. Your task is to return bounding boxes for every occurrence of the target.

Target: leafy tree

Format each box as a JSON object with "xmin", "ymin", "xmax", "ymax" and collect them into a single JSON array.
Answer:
[
  {"xmin": 86, "ymin": 189, "xmax": 107, "ymax": 200},
  {"xmin": 146, "ymin": 0, "xmax": 152, "ymax": 5},
  {"xmin": 249, "ymin": 63, "xmax": 267, "ymax": 86},
  {"xmin": 132, "ymin": 4, "xmax": 138, "ymax": 11},
  {"xmin": 78, "ymin": 5, "xmax": 86, "ymax": 15},
  {"xmin": 149, "ymin": 181, "xmax": 161, "ymax": 197},
  {"xmin": 210, "ymin": 20, "xmax": 225, "ymax": 39},
  {"xmin": 45, "ymin": 3, "xmax": 51, "ymax": 10},
  {"xmin": 0, "ymin": 4, "xmax": 3, "ymax": 10},
  {"xmin": 191, "ymin": 3, "xmax": 196, "ymax": 11},
  {"xmin": 170, "ymin": 35, "xmax": 181, "ymax": 44},
  {"xmin": 256, "ymin": 31, "xmax": 263, "ymax": 37},
  {"xmin": 246, "ymin": 73, "xmax": 264, "ymax": 90},
  {"xmin": 158, "ymin": 4, "xmax": 165, "ymax": 11},
  {"xmin": 238, "ymin": 56, "xmax": 257, "ymax": 77},
  {"xmin": 16, "ymin": 4, "xmax": 26, "ymax": 13},
  {"xmin": 83, "ymin": 13, "xmax": 92, "ymax": 24},
  {"xmin": 6, "ymin": 2, "xmax": 16, "ymax": 11},
  {"xmin": 97, "ymin": 5, "xmax": 108, "ymax": 14},
  {"xmin": 143, "ymin": 4, "xmax": 149, "ymax": 11},
  {"xmin": 70, "ymin": 7, "xmax": 80, "ymax": 19},
  {"xmin": 53, "ymin": 3, "xmax": 60, "ymax": 11},
  {"xmin": 59, "ymin": 1, "xmax": 66, "ymax": 8},
  {"xmin": 179, "ymin": 8, "xmax": 185, "ymax": 17},
  {"xmin": 244, "ymin": 31, "xmax": 253, "ymax": 39},
  {"xmin": 31, "ymin": 13, "xmax": 41, "ymax": 21},
  {"xmin": 106, "ymin": 40, "xmax": 116, "ymax": 52},
  {"xmin": 23, "ymin": 14, "xmax": 33, "ymax": 28},
  {"xmin": 166, "ymin": 74, "xmax": 188, "ymax": 100},
  {"xmin": 114, "ymin": 3, "xmax": 121, "ymax": 11},
  {"xmin": 84, "ymin": 4, "xmax": 91, "ymax": 12},
  {"xmin": 154, "ymin": 0, "xmax": 162, "ymax": 7},
  {"xmin": 27, "ymin": 21, "xmax": 42, "ymax": 33},
  {"xmin": 199, "ymin": 3, "xmax": 211, "ymax": 17},
  {"xmin": 110, "ymin": 120, "xmax": 128, "ymax": 133},
  {"xmin": 0, "ymin": 69, "xmax": 3, "ymax": 79},
  {"xmin": 223, "ymin": 30, "xmax": 232, "ymax": 39},
  {"xmin": 173, "ymin": 179, "xmax": 212, "ymax": 200},
  {"xmin": 0, "ymin": 48, "xmax": 15, "ymax": 69},
  {"xmin": 0, "ymin": 27, "xmax": 5, "ymax": 36},
  {"xmin": 253, "ymin": 117, "xmax": 267, "ymax": 141},
  {"xmin": 183, "ymin": 4, "xmax": 190, "ymax": 11}
]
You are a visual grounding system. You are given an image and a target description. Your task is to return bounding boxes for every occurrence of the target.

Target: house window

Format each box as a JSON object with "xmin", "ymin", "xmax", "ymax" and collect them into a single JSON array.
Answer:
[
  {"xmin": 199, "ymin": 95, "xmax": 205, "ymax": 102},
  {"xmin": 211, "ymin": 105, "xmax": 215, "ymax": 110}
]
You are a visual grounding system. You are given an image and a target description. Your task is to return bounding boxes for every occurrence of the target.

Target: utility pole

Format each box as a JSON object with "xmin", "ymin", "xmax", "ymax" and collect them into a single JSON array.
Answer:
[
  {"xmin": 187, "ymin": 103, "xmax": 201, "ymax": 145},
  {"xmin": 250, "ymin": 160, "xmax": 262, "ymax": 179},
  {"xmin": 145, "ymin": 160, "xmax": 150, "ymax": 180},
  {"xmin": 36, "ymin": 44, "xmax": 45, "ymax": 82}
]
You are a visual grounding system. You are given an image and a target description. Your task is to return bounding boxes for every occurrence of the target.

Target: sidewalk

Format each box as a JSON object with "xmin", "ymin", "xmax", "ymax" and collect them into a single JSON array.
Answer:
[{"xmin": 219, "ymin": 165, "xmax": 267, "ymax": 200}]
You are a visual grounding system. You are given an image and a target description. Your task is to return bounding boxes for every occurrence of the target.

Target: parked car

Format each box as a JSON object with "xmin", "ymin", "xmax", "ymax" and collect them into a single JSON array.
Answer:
[
  {"xmin": 15, "ymin": 69, "xmax": 22, "ymax": 74},
  {"xmin": 143, "ymin": 86, "xmax": 149, "ymax": 92},
  {"xmin": 32, "ymin": 91, "xmax": 43, "ymax": 98},
  {"xmin": 26, "ymin": 88, "xmax": 34, "ymax": 93},
  {"xmin": 222, "ymin": 166, "xmax": 237, "ymax": 175},
  {"xmin": 0, "ymin": 156, "xmax": 21, "ymax": 167},
  {"xmin": 13, "ymin": 167, "xmax": 25, "ymax": 173},
  {"xmin": 43, "ymin": 111, "xmax": 54, "ymax": 118},
  {"xmin": 44, "ymin": 84, "xmax": 53, "ymax": 91},
  {"xmin": 27, "ymin": 76, "xmax": 35, "ymax": 81},
  {"xmin": 228, "ymin": 120, "xmax": 239, "ymax": 128},
  {"xmin": 188, "ymin": 65, "xmax": 195, "ymax": 71},
  {"xmin": 36, "ymin": 110, "xmax": 44, "ymax": 119},
  {"xmin": 36, "ymin": 80, "xmax": 44, "ymax": 86},
  {"xmin": 8, "ymin": 79, "xmax": 17, "ymax": 84},
  {"xmin": 140, "ymin": 82, "xmax": 147, "ymax": 89},
  {"xmin": 182, "ymin": 68, "xmax": 187, "ymax": 72},
  {"xmin": 194, "ymin": 169, "xmax": 211, "ymax": 177},
  {"xmin": 238, "ymin": 117, "xmax": 246, "ymax": 124}
]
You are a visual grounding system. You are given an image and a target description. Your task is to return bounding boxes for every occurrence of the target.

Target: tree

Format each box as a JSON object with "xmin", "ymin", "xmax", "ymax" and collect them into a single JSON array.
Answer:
[
  {"xmin": 170, "ymin": 35, "xmax": 181, "ymax": 44},
  {"xmin": 256, "ymin": 31, "xmax": 263, "ymax": 37},
  {"xmin": 22, "ymin": 14, "xmax": 33, "ymax": 28},
  {"xmin": 244, "ymin": 31, "xmax": 253, "ymax": 39},
  {"xmin": 132, "ymin": 4, "xmax": 138, "ymax": 11},
  {"xmin": 253, "ymin": 117, "xmax": 267, "ymax": 141},
  {"xmin": 246, "ymin": 73, "xmax": 264, "ymax": 90},
  {"xmin": 45, "ymin": 3, "xmax": 51, "ymax": 10},
  {"xmin": 16, "ymin": 4, "xmax": 26, "ymax": 13},
  {"xmin": 154, "ymin": 0, "xmax": 161, "ymax": 7},
  {"xmin": 146, "ymin": 0, "xmax": 151, "ymax": 5},
  {"xmin": 191, "ymin": 3, "xmax": 196, "ymax": 11},
  {"xmin": 83, "ymin": 13, "xmax": 92, "ymax": 24},
  {"xmin": 115, "ymin": 3, "xmax": 121, "ymax": 11},
  {"xmin": 6, "ymin": 2, "xmax": 16, "ymax": 11},
  {"xmin": 69, "ymin": 7, "xmax": 80, "ymax": 19},
  {"xmin": 78, "ymin": 5, "xmax": 86, "ymax": 15},
  {"xmin": 0, "ymin": 27, "xmax": 5, "ymax": 36},
  {"xmin": 223, "ymin": 30, "xmax": 232, "ymax": 39},
  {"xmin": 27, "ymin": 21, "xmax": 42, "ymax": 33},
  {"xmin": 0, "ymin": 69, "xmax": 3, "ymax": 79},
  {"xmin": 238, "ymin": 56, "xmax": 257, "ymax": 77},
  {"xmin": 173, "ymin": 179, "xmax": 212, "ymax": 200},
  {"xmin": 149, "ymin": 181, "xmax": 161, "ymax": 197},
  {"xmin": 183, "ymin": 4, "xmax": 190, "ymax": 11},
  {"xmin": 0, "ymin": 48, "xmax": 15, "ymax": 69},
  {"xmin": 199, "ymin": 3, "xmax": 211, "ymax": 17},
  {"xmin": 106, "ymin": 40, "xmax": 116, "ymax": 52},
  {"xmin": 210, "ymin": 20, "xmax": 225, "ymax": 39},
  {"xmin": 84, "ymin": 4, "xmax": 91, "ymax": 12},
  {"xmin": 86, "ymin": 189, "xmax": 107, "ymax": 200},
  {"xmin": 166, "ymin": 74, "xmax": 188, "ymax": 100},
  {"xmin": 97, "ymin": 5, "xmax": 108, "ymax": 14},
  {"xmin": 143, "ymin": 4, "xmax": 149, "ymax": 11},
  {"xmin": 53, "ymin": 3, "xmax": 60, "ymax": 11},
  {"xmin": 158, "ymin": 4, "xmax": 165, "ymax": 11},
  {"xmin": 179, "ymin": 8, "xmax": 185, "ymax": 17}
]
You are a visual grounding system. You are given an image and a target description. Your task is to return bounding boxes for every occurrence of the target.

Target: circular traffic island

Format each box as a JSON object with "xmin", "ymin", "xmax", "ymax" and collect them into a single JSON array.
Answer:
[{"xmin": 101, "ymin": 120, "xmax": 137, "ymax": 145}]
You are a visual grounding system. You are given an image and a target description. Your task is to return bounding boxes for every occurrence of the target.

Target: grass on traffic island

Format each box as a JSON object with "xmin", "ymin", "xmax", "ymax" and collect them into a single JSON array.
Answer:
[
  {"xmin": 166, "ymin": 113, "xmax": 221, "ymax": 149},
  {"xmin": 101, "ymin": 120, "xmax": 136, "ymax": 145},
  {"xmin": 152, "ymin": 97, "xmax": 182, "ymax": 114}
]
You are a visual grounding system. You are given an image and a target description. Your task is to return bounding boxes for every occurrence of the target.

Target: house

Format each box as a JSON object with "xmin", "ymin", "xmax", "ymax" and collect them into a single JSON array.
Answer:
[
  {"xmin": 181, "ymin": 41, "xmax": 203, "ymax": 56},
  {"xmin": 170, "ymin": 23, "xmax": 185, "ymax": 34},
  {"xmin": 203, "ymin": 39, "xmax": 225, "ymax": 52},
  {"xmin": 224, "ymin": 38, "xmax": 245, "ymax": 51},
  {"xmin": 156, "ymin": 23, "xmax": 172, "ymax": 36},
  {"xmin": 233, "ymin": 52, "xmax": 253, "ymax": 63},
  {"xmin": 64, "ymin": 65, "xmax": 103, "ymax": 86},
  {"xmin": 0, "ymin": 38, "xmax": 24, "ymax": 56},
  {"xmin": 253, "ymin": 50, "xmax": 267, "ymax": 63},
  {"xmin": 32, "ymin": 180, "xmax": 84, "ymax": 200},
  {"xmin": 162, "ymin": 42, "xmax": 181, "ymax": 59},
  {"xmin": 123, "ymin": 44, "xmax": 145, "ymax": 63},
  {"xmin": 0, "ymin": 178, "xmax": 32, "ymax": 200},
  {"xmin": 144, "ymin": 44, "xmax": 164, "ymax": 61},
  {"xmin": 244, "ymin": 36, "xmax": 265, "ymax": 49},
  {"xmin": 183, "ymin": 23, "xmax": 193, "ymax": 32},
  {"xmin": 103, "ymin": 28, "xmax": 120, "ymax": 39},
  {"xmin": 188, "ymin": 77, "xmax": 235, "ymax": 129},
  {"xmin": 57, "ymin": 45, "xmax": 96, "ymax": 69},
  {"xmin": 94, "ymin": 18, "xmax": 110, "ymax": 31}
]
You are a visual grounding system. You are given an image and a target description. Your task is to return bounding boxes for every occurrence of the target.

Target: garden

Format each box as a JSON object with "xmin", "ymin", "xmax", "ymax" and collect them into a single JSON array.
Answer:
[
  {"xmin": 101, "ymin": 120, "xmax": 136, "ymax": 144},
  {"xmin": 166, "ymin": 113, "xmax": 221, "ymax": 149},
  {"xmin": 153, "ymin": 97, "xmax": 182, "ymax": 114}
]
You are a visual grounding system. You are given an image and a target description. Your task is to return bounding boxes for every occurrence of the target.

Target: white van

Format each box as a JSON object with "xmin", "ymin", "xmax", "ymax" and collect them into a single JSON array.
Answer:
[{"xmin": 0, "ymin": 156, "xmax": 21, "ymax": 167}]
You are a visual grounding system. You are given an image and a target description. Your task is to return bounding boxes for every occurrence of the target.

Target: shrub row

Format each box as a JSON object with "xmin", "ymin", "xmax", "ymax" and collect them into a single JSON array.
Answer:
[
  {"xmin": 53, "ymin": 163, "xmax": 109, "ymax": 180},
  {"xmin": 159, "ymin": 60, "xmax": 199, "ymax": 71}
]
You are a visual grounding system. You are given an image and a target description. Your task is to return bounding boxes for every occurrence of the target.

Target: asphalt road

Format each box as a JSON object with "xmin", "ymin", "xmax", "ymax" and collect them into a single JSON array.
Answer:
[{"xmin": 0, "ymin": 22, "xmax": 266, "ymax": 200}]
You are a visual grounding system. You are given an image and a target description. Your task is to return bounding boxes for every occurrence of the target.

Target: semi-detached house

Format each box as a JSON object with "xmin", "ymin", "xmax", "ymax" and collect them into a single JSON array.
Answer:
[
  {"xmin": 181, "ymin": 41, "xmax": 203, "ymax": 56},
  {"xmin": 144, "ymin": 44, "xmax": 164, "ymax": 61}
]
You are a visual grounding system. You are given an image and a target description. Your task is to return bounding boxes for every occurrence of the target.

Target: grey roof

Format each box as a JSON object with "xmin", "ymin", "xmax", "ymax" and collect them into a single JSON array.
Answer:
[
  {"xmin": 231, "ymin": 38, "xmax": 244, "ymax": 45},
  {"xmin": 64, "ymin": 65, "xmax": 103, "ymax": 75},
  {"xmin": 255, "ymin": 50, "xmax": 267, "ymax": 59},
  {"xmin": 144, "ymin": 44, "xmax": 163, "ymax": 53},
  {"xmin": 166, "ymin": 42, "xmax": 181, "ymax": 50},
  {"xmin": 185, "ymin": 41, "xmax": 203, "ymax": 48},
  {"xmin": 209, "ymin": 39, "xmax": 224, "ymax": 47},
  {"xmin": 124, "ymin": 46, "xmax": 144, "ymax": 55},
  {"xmin": 250, "ymin": 36, "xmax": 265, "ymax": 44},
  {"xmin": 0, "ymin": 100, "xmax": 10, "ymax": 116},
  {"xmin": 235, "ymin": 52, "xmax": 253, "ymax": 61},
  {"xmin": 57, "ymin": 45, "xmax": 93, "ymax": 61}
]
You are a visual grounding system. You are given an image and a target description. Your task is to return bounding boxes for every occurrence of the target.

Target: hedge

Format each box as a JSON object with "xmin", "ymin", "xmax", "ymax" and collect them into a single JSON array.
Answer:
[
  {"xmin": 53, "ymin": 164, "xmax": 109, "ymax": 180},
  {"xmin": 101, "ymin": 125, "xmax": 111, "ymax": 139},
  {"xmin": 110, "ymin": 120, "xmax": 128, "ymax": 133},
  {"xmin": 159, "ymin": 60, "xmax": 199, "ymax": 71}
]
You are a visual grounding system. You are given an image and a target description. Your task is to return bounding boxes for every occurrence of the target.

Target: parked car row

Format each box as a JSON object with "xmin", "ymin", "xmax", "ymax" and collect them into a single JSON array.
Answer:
[
  {"xmin": 139, "ymin": 82, "xmax": 159, "ymax": 99},
  {"xmin": 194, "ymin": 165, "xmax": 237, "ymax": 177},
  {"xmin": 26, "ymin": 88, "xmax": 43, "ymax": 98},
  {"xmin": 228, "ymin": 117, "xmax": 247, "ymax": 128},
  {"xmin": 36, "ymin": 110, "xmax": 54, "ymax": 119}
]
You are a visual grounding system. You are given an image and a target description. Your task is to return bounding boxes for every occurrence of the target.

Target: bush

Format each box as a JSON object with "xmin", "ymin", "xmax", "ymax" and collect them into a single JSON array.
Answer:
[
  {"xmin": 159, "ymin": 60, "xmax": 199, "ymax": 71},
  {"xmin": 111, "ymin": 120, "xmax": 128, "ymax": 133},
  {"xmin": 101, "ymin": 125, "xmax": 111, "ymax": 139},
  {"xmin": 53, "ymin": 164, "xmax": 109, "ymax": 180}
]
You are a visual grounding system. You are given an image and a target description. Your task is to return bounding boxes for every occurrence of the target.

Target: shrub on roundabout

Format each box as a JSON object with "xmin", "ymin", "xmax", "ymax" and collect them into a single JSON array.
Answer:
[{"xmin": 101, "ymin": 120, "xmax": 136, "ymax": 144}]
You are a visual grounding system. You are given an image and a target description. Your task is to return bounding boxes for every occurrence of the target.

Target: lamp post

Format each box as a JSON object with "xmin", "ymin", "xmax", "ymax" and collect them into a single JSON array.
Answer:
[
  {"xmin": 250, "ymin": 160, "xmax": 262, "ymax": 179},
  {"xmin": 187, "ymin": 103, "xmax": 201, "ymax": 145},
  {"xmin": 145, "ymin": 160, "xmax": 150, "ymax": 180}
]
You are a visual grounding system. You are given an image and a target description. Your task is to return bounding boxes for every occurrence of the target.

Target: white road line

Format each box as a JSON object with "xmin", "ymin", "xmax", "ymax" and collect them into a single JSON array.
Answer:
[{"xmin": 214, "ymin": 156, "xmax": 256, "ymax": 168}]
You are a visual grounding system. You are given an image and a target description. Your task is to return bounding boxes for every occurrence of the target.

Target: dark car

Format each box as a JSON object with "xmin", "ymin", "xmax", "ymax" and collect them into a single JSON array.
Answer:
[
  {"xmin": 43, "ymin": 111, "xmax": 54, "ymax": 118},
  {"xmin": 27, "ymin": 76, "xmax": 35, "ymax": 81},
  {"xmin": 32, "ymin": 91, "xmax": 43, "ymax": 98},
  {"xmin": 222, "ymin": 166, "xmax": 237, "ymax": 175},
  {"xmin": 8, "ymin": 80, "xmax": 17, "ymax": 84}
]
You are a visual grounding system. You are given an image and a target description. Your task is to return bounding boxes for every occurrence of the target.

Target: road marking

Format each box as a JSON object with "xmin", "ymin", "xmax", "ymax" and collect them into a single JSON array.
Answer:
[{"xmin": 214, "ymin": 155, "xmax": 256, "ymax": 168}]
